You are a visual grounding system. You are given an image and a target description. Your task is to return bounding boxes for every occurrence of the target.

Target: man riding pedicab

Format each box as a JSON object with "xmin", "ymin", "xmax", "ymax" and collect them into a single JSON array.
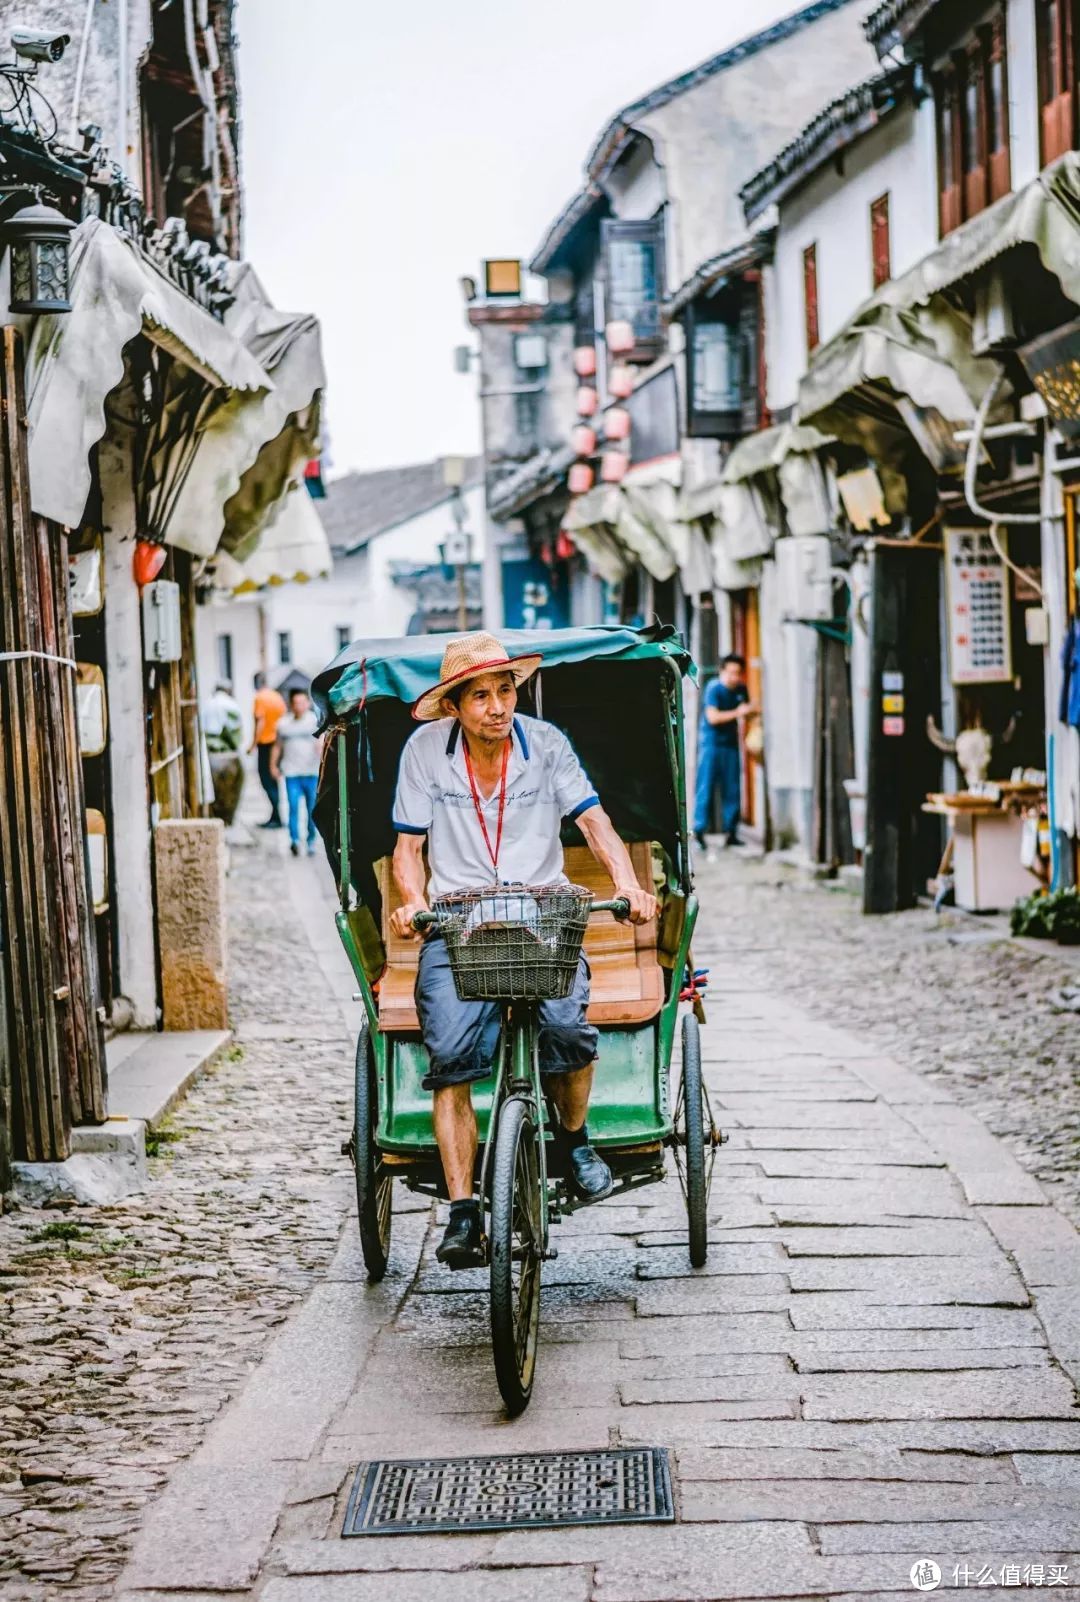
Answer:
[{"xmin": 390, "ymin": 632, "xmax": 658, "ymax": 1267}]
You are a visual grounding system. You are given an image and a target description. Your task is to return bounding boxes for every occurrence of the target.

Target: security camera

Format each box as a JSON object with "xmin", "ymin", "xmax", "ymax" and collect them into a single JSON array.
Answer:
[{"xmin": 11, "ymin": 28, "xmax": 70, "ymax": 64}]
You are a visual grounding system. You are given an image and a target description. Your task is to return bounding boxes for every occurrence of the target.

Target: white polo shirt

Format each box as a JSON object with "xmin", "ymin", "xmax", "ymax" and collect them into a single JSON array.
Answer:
[{"xmin": 392, "ymin": 714, "xmax": 599, "ymax": 898}]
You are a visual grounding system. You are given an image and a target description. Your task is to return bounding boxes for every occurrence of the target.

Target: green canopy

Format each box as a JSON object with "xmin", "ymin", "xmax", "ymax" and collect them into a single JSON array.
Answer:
[
  {"xmin": 312, "ymin": 623, "xmax": 693, "ymax": 725},
  {"xmin": 312, "ymin": 623, "xmax": 696, "ymax": 917}
]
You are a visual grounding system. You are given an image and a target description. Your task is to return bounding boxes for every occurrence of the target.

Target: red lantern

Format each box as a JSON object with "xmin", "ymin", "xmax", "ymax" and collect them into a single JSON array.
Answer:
[
  {"xmin": 608, "ymin": 362, "xmax": 634, "ymax": 399},
  {"xmin": 605, "ymin": 406, "xmax": 631, "ymax": 441},
  {"xmin": 568, "ymin": 462, "xmax": 595, "ymax": 494},
  {"xmin": 605, "ymin": 320, "xmax": 635, "ymax": 354},
  {"xmin": 573, "ymin": 345, "xmax": 597, "ymax": 377},
  {"xmin": 576, "ymin": 386, "xmax": 598, "ymax": 417},
  {"xmin": 556, "ymin": 530, "xmax": 576, "ymax": 561},
  {"xmin": 571, "ymin": 422, "xmax": 597, "ymax": 456},
  {"xmin": 133, "ymin": 539, "xmax": 167, "ymax": 586},
  {"xmin": 600, "ymin": 450, "xmax": 629, "ymax": 484}
]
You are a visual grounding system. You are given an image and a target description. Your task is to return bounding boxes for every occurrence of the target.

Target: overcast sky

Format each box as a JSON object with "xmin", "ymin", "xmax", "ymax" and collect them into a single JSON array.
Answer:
[{"xmin": 238, "ymin": 0, "xmax": 801, "ymax": 477}]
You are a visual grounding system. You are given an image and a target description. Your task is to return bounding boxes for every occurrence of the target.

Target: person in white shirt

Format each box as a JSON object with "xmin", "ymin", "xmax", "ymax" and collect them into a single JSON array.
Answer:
[
  {"xmin": 272, "ymin": 689, "xmax": 322, "ymax": 857},
  {"xmin": 391, "ymin": 632, "xmax": 656, "ymax": 1266}
]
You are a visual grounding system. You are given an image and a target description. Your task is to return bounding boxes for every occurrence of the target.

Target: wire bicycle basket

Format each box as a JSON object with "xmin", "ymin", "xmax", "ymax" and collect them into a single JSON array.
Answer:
[{"xmin": 432, "ymin": 882, "xmax": 593, "ymax": 1002}]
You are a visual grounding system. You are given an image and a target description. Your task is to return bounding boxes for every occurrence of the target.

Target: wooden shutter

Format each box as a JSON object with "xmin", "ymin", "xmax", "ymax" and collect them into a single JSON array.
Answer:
[
  {"xmin": 870, "ymin": 193, "xmax": 891, "ymax": 288},
  {"xmin": 961, "ymin": 43, "xmax": 988, "ymax": 219},
  {"xmin": 1038, "ymin": 0, "xmax": 1075, "ymax": 163},
  {"xmin": 937, "ymin": 71, "xmax": 963, "ymax": 235},
  {"xmin": 986, "ymin": 13, "xmax": 1011, "ymax": 200},
  {"xmin": 803, "ymin": 243, "xmax": 820, "ymax": 355}
]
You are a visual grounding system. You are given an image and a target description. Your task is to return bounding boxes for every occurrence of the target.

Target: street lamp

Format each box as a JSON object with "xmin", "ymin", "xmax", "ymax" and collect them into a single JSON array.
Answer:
[{"xmin": 6, "ymin": 199, "xmax": 75, "ymax": 314}]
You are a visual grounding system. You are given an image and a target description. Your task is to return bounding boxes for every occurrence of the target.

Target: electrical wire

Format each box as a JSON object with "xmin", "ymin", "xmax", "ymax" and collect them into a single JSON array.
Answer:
[{"xmin": 963, "ymin": 365, "xmax": 1051, "ymax": 600}]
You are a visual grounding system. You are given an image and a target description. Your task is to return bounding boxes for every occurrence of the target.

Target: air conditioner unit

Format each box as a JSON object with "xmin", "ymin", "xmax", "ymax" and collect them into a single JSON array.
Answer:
[
  {"xmin": 776, "ymin": 534, "xmax": 833, "ymax": 623},
  {"xmin": 514, "ymin": 333, "xmax": 547, "ymax": 370},
  {"xmin": 972, "ymin": 268, "xmax": 1017, "ymax": 355}
]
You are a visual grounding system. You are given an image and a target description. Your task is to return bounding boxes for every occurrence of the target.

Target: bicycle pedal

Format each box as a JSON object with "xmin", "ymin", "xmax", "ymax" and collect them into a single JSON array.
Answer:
[{"xmin": 544, "ymin": 1247, "xmax": 559, "ymax": 1261}]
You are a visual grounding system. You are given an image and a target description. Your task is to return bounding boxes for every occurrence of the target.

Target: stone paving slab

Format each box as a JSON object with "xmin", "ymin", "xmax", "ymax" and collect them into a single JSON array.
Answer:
[{"xmin": 34, "ymin": 847, "xmax": 1079, "ymax": 1602}]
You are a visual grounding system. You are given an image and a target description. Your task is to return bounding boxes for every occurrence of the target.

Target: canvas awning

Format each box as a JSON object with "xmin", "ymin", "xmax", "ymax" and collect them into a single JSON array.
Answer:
[
  {"xmin": 875, "ymin": 148, "xmax": 1080, "ymax": 311},
  {"xmin": 563, "ymin": 488, "xmax": 631, "ymax": 584},
  {"xmin": 23, "ymin": 218, "xmax": 271, "ymax": 530},
  {"xmin": 563, "ymin": 478, "xmax": 682, "ymax": 584},
  {"xmin": 211, "ymin": 485, "xmax": 332, "ymax": 592},
  {"xmin": 794, "ymin": 154, "xmax": 1080, "ymax": 441},
  {"xmin": 797, "ymin": 299, "xmax": 997, "ymax": 439},
  {"xmin": 722, "ymin": 422, "xmax": 834, "ymax": 483},
  {"xmin": 165, "ymin": 267, "xmax": 325, "ymax": 560}
]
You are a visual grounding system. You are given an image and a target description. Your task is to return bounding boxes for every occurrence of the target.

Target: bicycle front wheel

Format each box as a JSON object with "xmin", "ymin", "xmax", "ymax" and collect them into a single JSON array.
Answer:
[{"xmin": 489, "ymin": 1095, "xmax": 542, "ymax": 1415}]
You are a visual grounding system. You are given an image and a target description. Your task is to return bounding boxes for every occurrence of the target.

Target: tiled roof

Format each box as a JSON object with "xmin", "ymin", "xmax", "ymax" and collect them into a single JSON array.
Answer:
[
  {"xmin": 740, "ymin": 66, "xmax": 911, "ymax": 220},
  {"xmin": 863, "ymin": 0, "xmax": 942, "ymax": 55},
  {"xmin": 317, "ymin": 457, "xmax": 484, "ymax": 556},
  {"xmin": 584, "ymin": 0, "xmax": 862, "ymax": 178}
]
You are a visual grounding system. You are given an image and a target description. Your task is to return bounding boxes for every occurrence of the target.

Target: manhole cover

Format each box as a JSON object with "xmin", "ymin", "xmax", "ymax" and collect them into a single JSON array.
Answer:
[{"xmin": 343, "ymin": 1446, "xmax": 674, "ymax": 1536}]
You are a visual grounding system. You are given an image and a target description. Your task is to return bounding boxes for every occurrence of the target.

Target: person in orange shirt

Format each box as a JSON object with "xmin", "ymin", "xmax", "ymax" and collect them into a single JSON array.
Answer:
[{"xmin": 250, "ymin": 672, "xmax": 287, "ymax": 828}]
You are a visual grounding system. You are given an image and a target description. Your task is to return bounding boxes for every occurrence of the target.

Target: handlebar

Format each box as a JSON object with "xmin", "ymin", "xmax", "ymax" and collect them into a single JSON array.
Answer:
[{"xmin": 410, "ymin": 896, "xmax": 631, "ymax": 932}]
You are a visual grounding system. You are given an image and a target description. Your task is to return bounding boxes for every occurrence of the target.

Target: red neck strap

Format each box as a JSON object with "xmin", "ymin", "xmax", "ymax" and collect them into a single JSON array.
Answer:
[{"xmin": 463, "ymin": 738, "xmax": 510, "ymax": 876}]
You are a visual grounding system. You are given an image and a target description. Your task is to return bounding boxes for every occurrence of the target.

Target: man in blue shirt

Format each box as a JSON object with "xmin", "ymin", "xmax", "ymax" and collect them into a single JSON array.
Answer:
[{"xmin": 694, "ymin": 653, "xmax": 754, "ymax": 850}]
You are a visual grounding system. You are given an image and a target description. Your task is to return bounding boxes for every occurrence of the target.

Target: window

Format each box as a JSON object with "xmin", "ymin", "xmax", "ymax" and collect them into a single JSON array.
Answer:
[
  {"xmin": 870, "ymin": 193, "xmax": 891, "ymax": 288},
  {"xmin": 934, "ymin": 8, "xmax": 1010, "ymax": 237},
  {"xmin": 685, "ymin": 277, "xmax": 762, "ymax": 439},
  {"xmin": 336, "ymin": 625, "xmax": 351, "ymax": 653},
  {"xmin": 1036, "ymin": 0, "xmax": 1076, "ymax": 163},
  {"xmin": 601, "ymin": 218, "xmax": 665, "ymax": 359},
  {"xmin": 277, "ymin": 631, "xmax": 291, "ymax": 665},
  {"xmin": 803, "ymin": 243, "xmax": 820, "ymax": 355},
  {"xmin": 514, "ymin": 389, "xmax": 540, "ymax": 440},
  {"xmin": 216, "ymin": 633, "xmax": 233, "ymax": 685}
]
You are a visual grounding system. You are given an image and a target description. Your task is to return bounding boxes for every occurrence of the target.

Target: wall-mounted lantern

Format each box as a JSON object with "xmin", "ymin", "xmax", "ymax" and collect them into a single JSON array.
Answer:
[
  {"xmin": 6, "ymin": 200, "xmax": 75, "ymax": 314},
  {"xmin": 573, "ymin": 345, "xmax": 597, "ymax": 377},
  {"xmin": 608, "ymin": 362, "xmax": 634, "ymax": 399},
  {"xmin": 604, "ymin": 406, "xmax": 631, "ymax": 442}
]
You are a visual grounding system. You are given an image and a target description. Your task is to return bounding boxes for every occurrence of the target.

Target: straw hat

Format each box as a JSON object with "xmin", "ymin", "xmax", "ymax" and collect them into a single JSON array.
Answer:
[{"xmin": 412, "ymin": 632, "xmax": 543, "ymax": 722}]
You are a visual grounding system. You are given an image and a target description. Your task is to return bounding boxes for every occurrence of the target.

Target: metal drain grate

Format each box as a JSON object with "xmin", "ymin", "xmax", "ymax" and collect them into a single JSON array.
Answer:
[{"xmin": 342, "ymin": 1446, "xmax": 674, "ymax": 1536}]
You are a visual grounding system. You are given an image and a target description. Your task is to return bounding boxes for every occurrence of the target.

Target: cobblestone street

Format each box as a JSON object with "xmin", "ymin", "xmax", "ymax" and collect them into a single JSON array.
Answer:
[{"xmin": 3, "ymin": 836, "xmax": 1080, "ymax": 1600}]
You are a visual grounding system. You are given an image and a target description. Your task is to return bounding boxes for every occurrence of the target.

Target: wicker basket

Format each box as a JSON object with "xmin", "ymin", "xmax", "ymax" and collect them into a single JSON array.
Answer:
[{"xmin": 432, "ymin": 882, "xmax": 592, "ymax": 1002}]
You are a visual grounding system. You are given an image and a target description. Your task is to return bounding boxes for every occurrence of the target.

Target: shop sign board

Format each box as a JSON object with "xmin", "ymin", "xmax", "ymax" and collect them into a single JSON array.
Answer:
[
  {"xmin": 944, "ymin": 526, "xmax": 1012, "ymax": 685},
  {"xmin": 1018, "ymin": 317, "xmax": 1080, "ymax": 440}
]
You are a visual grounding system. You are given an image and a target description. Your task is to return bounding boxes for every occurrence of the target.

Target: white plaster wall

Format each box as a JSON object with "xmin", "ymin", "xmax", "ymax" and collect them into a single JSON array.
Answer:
[
  {"xmin": 768, "ymin": 100, "xmax": 938, "ymax": 413},
  {"xmin": 603, "ymin": 136, "xmax": 666, "ymax": 221},
  {"xmin": 638, "ymin": 0, "xmax": 880, "ymax": 293},
  {"xmin": 1007, "ymin": 0, "xmax": 1041, "ymax": 189},
  {"xmin": 759, "ymin": 558, "xmax": 818, "ymax": 852}
]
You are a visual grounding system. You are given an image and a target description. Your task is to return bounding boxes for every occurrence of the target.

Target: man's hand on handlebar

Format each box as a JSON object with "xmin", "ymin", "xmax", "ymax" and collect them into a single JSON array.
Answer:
[
  {"xmin": 389, "ymin": 901, "xmax": 428, "ymax": 941},
  {"xmin": 613, "ymin": 883, "xmax": 658, "ymax": 926}
]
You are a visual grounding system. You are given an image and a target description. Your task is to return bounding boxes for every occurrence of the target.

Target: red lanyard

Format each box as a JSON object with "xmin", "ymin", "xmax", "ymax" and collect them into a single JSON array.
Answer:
[{"xmin": 463, "ymin": 738, "xmax": 509, "ymax": 876}]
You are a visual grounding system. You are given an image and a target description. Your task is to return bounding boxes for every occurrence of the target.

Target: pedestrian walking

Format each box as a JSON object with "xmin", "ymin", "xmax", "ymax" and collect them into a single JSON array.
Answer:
[
  {"xmin": 250, "ymin": 672, "xmax": 287, "ymax": 829},
  {"xmin": 273, "ymin": 688, "xmax": 322, "ymax": 857},
  {"xmin": 693, "ymin": 653, "xmax": 756, "ymax": 850}
]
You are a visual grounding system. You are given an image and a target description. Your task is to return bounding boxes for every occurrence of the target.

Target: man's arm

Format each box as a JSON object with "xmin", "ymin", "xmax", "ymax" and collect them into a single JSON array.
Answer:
[
  {"xmin": 389, "ymin": 833, "xmax": 429, "ymax": 940},
  {"xmin": 269, "ymin": 736, "xmax": 283, "ymax": 782},
  {"xmin": 576, "ymin": 806, "xmax": 657, "ymax": 926},
  {"xmin": 704, "ymin": 702, "xmax": 751, "ymax": 727}
]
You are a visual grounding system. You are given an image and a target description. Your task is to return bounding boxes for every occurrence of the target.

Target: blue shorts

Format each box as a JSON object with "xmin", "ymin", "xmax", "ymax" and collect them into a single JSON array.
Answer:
[{"xmin": 414, "ymin": 937, "xmax": 598, "ymax": 1092}]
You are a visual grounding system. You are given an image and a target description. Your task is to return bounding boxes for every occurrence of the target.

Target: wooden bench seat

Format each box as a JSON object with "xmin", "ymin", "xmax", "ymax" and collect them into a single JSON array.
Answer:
[{"xmin": 376, "ymin": 843, "xmax": 663, "ymax": 1034}]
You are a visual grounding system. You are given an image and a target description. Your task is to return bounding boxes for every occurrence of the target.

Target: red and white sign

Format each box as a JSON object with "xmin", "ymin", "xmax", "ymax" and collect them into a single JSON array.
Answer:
[{"xmin": 945, "ymin": 527, "xmax": 1012, "ymax": 685}]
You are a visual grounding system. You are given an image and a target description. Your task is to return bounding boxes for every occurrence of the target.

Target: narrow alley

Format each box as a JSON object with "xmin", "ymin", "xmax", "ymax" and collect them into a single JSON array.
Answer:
[{"xmin": 3, "ymin": 831, "xmax": 1079, "ymax": 1600}]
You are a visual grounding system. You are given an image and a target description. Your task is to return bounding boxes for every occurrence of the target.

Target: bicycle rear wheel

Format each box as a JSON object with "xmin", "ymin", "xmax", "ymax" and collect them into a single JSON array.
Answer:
[
  {"xmin": 352, "ymin": 1022, "xmax": 392, "ymax": 1282},
  {"xmin": 489, "ymin": 1095, "xmax": 542, "ymax": 1415}
]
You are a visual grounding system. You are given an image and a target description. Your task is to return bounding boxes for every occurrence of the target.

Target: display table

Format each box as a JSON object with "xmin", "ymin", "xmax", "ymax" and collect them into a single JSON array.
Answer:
[{"xmin": 922, "ymin": 801, "xmax": 1035, "ymax": 913}]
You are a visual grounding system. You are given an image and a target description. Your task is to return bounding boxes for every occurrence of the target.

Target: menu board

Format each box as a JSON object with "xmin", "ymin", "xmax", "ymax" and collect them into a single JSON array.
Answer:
[{"xmin": 944, "ymin": 527, "xmax": 1012, "ymax": 685}]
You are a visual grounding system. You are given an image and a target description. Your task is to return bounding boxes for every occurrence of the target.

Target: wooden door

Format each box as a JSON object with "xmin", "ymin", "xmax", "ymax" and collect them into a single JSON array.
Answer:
[{"xmin": 731, "ymin": 589, "xmax": 763, "ymax": 828}]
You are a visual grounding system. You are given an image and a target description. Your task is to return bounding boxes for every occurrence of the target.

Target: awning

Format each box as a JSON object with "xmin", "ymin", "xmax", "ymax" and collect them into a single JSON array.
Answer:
[
  {"xmin": 722, "ymin": 422, "xmax": 834, "ymax": 483},
  {"xmin": 715, "ymin": 481, "xmax": 777, "ymax": 562},
  {"xmin": 792, "ymin": 155, "xmax": 1080, "ymax": 442},
  {"xmin": 23, "ymin": 218, "xmax": 270, "ymax": 529},
  {"xmin": 211, "ymin": 485, "xmax": 332, "ymax": 592},
  {"xmin": 617, "ymin": 481, "xmax": 679, "ymax": 581},
  {"xmin": 798, "ymin": 299, "xmax": 997, "ymax": 438},
  {"xmin": 165, "ymin": 267, "xmax": 325, "ymax": 560},
  {"xmin": 563, "ymin": 488, "xmax": 631, "ymax": 584},
  {"xmin": 874, "ymin": 149, "xmax": 1080, "ymax": 311}
]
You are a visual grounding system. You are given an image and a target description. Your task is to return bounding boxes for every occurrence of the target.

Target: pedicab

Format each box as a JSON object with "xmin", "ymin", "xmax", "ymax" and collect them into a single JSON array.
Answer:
[{"xmin": 311, "ymin": 624, "xmax": 722, "ymax": 1415}]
